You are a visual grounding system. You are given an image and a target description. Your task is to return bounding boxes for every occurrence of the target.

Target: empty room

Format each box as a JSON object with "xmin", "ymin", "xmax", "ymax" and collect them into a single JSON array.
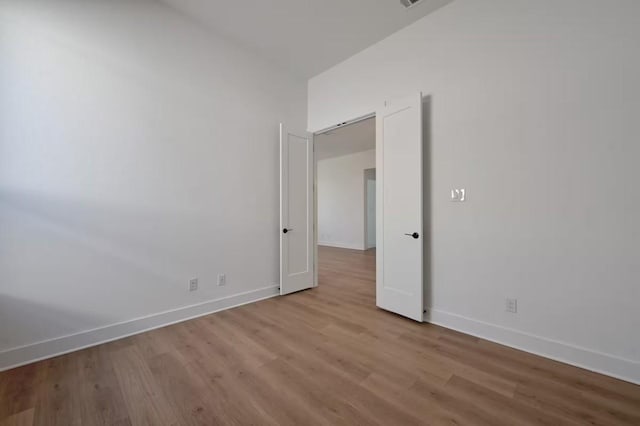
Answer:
[
  {"xmin": 1, "ymin": 0, "xmax": 639, "ymax": 425},
  {"xmin": 315, "ymin": 117, "xmax": 377, "ymax": 297}
]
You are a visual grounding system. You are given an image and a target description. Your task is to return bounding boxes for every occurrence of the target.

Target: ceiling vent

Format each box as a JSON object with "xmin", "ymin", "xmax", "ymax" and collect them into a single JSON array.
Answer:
[{"xmin": 400, "ymin": 0, "xmax": 424, "ymax": 8}]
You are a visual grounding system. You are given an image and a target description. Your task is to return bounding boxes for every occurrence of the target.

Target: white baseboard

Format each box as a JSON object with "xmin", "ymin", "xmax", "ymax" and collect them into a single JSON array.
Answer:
[
  {"xmin": 0, "ymin": 285, "xmax": 280, "ymax": 372},
  {"xmin": 318, "ymin": 241, "xmax": 365, "ymax": 250},
  {"xmin": 425, "ymin": 308, "xmax": 640, "ymax": 385}
]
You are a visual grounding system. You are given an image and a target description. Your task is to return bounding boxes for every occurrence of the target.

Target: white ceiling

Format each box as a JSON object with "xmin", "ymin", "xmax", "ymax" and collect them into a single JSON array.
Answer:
[
  {"xmin": 160, "ymin": 0, "xmax": 452, "ymax": 78},
  {"xmin": 315, "ymin": 117, "xmax": 375, "ymax": 160}
]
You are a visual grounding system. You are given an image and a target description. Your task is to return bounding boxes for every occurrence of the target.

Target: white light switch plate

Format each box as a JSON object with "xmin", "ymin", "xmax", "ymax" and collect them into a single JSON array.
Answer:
[{"xmin": 451, "ymin": 188, "xmax": 466, "ymax": 202}]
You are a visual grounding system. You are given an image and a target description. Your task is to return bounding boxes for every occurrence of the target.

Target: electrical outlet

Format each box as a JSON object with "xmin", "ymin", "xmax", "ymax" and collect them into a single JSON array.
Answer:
[
  {"xmin": 505, "ymin": 298, "xmax": 518, "ymax": 313},
  {"xmin": 217, "ymin": 274, "xmax": 226, "ymax": 286},
  {"xmin": 189, "ymin": 278, "xmax": 199, "ymax": 292}
]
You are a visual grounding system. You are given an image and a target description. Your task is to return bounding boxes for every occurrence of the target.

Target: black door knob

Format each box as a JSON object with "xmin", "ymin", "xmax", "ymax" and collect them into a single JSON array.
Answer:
[
  {"xmin": 404, "ymin": 232, "xmax": 420, "ymax": 239},
  {"xmin": 283, "ymin": 228, "xmax": 290, "ymax": 234}
]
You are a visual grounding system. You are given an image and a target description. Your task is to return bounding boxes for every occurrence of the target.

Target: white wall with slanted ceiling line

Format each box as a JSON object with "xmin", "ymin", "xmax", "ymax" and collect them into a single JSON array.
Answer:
[
  {"xmin": 318, "ymin": 150, "xmax": 375, "ymax": 250},
  {"xmin": 0, "ymin": 0, "xmax": 306, "ymax": 370},
  {"xmin": 309, "ymin": 0, "xmax": 640, "ymax": 383}
]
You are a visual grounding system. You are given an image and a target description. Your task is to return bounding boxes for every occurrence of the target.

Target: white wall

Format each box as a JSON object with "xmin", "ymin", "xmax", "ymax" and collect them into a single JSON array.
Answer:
[
  {"xmin": 318, "ymin": 150, "xmax": 375, "ymax": 250},
  {"xmin": 0, "ymin": 0, "xmax": 306, "ymax": 369},
  {"xmin": 309, "ymin": 0, "xmax": 640, "ymax": 383}
]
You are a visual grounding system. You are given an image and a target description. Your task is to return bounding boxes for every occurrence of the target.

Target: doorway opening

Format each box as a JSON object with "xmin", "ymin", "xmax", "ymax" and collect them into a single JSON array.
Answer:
[
  {"xmin": 314, "ymin": 116, "xmax": 377, "ymax": 294},
  {"xmin": 364, "ymin": 168, "xmax": 376, "ymax": 250},
  {"xmin": 281, "ymin": 92, "xmax": 429, "ymax": 320}
]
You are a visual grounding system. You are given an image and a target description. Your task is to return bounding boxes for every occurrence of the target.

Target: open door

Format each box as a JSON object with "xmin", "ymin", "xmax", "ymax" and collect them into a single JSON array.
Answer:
[
  {"xmin": 280, "ymin": 123, "xmax": 314, "ymax": 295},
  {"xmin": 376, "ymin": 93, "xmax": 424, "ymax": 321}
]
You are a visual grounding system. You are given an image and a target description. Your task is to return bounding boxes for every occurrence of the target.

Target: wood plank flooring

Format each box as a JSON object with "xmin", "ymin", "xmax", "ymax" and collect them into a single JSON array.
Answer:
[{"xmin": 1, "ymin": 246, "xmax": 639, "ymax": 425}]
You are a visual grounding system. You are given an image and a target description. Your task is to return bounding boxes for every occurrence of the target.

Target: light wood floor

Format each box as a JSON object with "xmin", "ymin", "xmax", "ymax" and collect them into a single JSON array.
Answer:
[{"xmin": 1, "ymin": 246, "xmax": 639, "ymax": 425}]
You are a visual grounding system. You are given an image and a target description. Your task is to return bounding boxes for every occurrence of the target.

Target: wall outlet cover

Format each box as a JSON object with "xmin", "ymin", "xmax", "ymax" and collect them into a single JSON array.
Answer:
[{"xmin": 189, "ymin": 278, "xmax": 199, "ymax": 292}]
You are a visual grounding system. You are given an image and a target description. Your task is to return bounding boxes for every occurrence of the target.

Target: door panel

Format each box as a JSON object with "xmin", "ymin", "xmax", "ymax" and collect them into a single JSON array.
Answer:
[
  {"xmin": 376, "ymin": 93, "xmax": 424, "ymax": 321},
  {"xmin": 280, "ymin": 124, "xmax": 314, "ymax": 295}
]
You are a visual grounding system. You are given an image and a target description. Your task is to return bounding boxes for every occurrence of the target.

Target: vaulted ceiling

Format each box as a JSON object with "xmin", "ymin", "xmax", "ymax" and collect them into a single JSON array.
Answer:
[{"xmin": 160, "ymin": 0, "xmax": 453, "ymax": 78}]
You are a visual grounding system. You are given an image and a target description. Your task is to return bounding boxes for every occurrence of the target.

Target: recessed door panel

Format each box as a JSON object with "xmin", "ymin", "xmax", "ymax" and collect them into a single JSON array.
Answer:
[
  {"xmin": 280, "ymin": 124, "xmax": 314, "ymax": 295},
  {"xmin": 376, "ymin": 93, "xmax": 424, "ymax": 321}
]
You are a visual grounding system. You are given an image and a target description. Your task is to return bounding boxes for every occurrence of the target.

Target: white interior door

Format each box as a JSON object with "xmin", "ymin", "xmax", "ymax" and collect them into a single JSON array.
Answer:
[
  {"xmin": 376, "ymin": 93, "xmax": 424, "ymax": 321},
  {"xmin": 280, "ymin": 123, "xmax": 314, "ymax": 295}
]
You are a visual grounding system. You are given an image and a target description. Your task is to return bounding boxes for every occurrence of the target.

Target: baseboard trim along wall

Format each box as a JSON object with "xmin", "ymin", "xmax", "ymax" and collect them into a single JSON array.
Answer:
[
  {"xmin": 0, "ymin": 285, "xmax": 280, "ymax": 372},
  {"xmin": 425, "ymin": 308, "xmax": 640, "ymax": 385},
  {"xmin": 318, "ymin": 241, "xmax": 365, "ymax": 250},
  {"xmin": 3, "ymin": 287, "xmax": 637, "ymax": 385}
]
